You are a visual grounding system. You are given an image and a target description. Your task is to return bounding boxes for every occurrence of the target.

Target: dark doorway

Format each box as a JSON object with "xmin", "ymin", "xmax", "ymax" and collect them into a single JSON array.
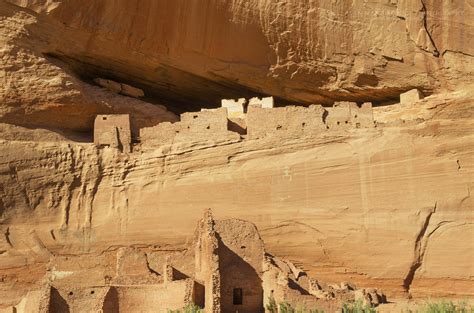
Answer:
[{"xmin": 233, "ymin": 288, "xmax": 243, "ymax": 305}]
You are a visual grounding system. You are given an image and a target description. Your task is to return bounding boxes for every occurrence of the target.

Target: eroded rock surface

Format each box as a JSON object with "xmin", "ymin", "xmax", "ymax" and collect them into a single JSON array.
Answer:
[
  {"xmin": 2, "ymin": 0, "xmax": 474, "ymax": 116},
  {"xmin": 0, "ymin": 0, "xmax": 473, "ymax": 311},
  {"xmin": 0, "ymin": 90, "xmax": 473, "ymax": 306}
]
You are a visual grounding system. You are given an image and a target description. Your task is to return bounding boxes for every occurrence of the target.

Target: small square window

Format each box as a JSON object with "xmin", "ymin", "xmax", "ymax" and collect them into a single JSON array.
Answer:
[
  {"xmin": 102, "ymin": 117, "xmax": 107, "ymax": 120},
  {"xmin": 233, "ymin": 288, "xmax": 243, "ymax": 305}
]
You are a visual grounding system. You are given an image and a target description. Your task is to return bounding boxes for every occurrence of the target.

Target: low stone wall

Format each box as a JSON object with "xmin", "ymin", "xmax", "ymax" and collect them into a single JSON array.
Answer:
[
  {"xmin": 110, "ymin": 281, "xmax": 194, "ymax": 313},
  {"xmin": 139, "ymin": 100, "xmax": 374, "ymax": 146},
  {"xmin": 326, "ymin": 102, "xmax": 374, "ymax": 129},
  {"xmin": 139, "ymin": 121, "xmax": 179, "ymax": 146},
  {"xmin": 140, "ymin": 108, "xmax": 239, "ymax": 147},
  {"xmin": 180, "ymin": 108, "xmax": 229, "ymax": 137},
  {"xmin": 49, "ymin": 286, "xmax": 110, "ymax": 312},
  {"xmin": 247, "ymin": 105, "xmax": 326, "ymax": 139},
  {"xmin": 45, "ymin": 280, "xmax": 198, "ymax": 313}
]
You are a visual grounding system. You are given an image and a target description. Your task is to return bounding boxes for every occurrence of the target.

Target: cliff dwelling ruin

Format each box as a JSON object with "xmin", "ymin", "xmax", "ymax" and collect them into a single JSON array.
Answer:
[
  {"xmin": 95, "ymin": 95, "xmax": 382, "ymax": 152},
  {"xmin": 1, "ymin": 211, "xmax": 386, "ymax": 313},
  {"xmin": 1, "ymin": 1, "xmax": 473, "ymax": 312},
  {"xmin": 94, "ymin": 114, "xmax": 132, "ymax": 153}
]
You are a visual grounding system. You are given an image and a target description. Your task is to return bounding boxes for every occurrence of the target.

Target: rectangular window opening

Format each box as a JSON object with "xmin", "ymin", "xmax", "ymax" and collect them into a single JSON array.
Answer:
[{"xmin": 233, "ymin": 288, "xmax": 243, "ymax": 305}]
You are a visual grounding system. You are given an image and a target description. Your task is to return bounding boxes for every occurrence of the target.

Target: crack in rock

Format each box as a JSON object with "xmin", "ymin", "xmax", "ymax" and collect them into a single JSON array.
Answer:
[
  {"xmin": 420, "ymin": 0, "xmax": 440, "ymax": 57},
  {"xmin": 403, "ymin": 202, "xmax": 437, "ymax": 294}
]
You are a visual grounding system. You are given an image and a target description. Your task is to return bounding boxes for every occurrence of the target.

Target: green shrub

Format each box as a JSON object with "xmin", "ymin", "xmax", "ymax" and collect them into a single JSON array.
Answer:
[
  {"xmin": 408, "ymin": 299, "xmax": 474, "ymax": 313},
  {"xmin": 266, "ymin": 296, "xmax": 278, "ymax": 313},
  {"xmin": 265, "ymin": 297, "xmax": 325, "ymax": 313},
  {"xmin": 279, "ymin": 302, "xmax": 296, "ymax": 313},
  {"xmin": 167, "ymin": 303, "xmax": 204, "ymax": 313},
  {"xmin": 342, "ymin": 299, "xmax": 376, "ymax": 313}
]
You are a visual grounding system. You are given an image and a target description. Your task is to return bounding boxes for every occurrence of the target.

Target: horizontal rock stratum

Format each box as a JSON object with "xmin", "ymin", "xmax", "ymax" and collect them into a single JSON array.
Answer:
[{"xmin": 0, "ymin": 0, "xmax": 473, "ymax": 311}]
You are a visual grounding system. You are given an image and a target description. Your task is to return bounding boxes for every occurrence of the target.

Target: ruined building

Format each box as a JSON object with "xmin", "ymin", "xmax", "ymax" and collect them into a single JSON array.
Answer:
[
  {"xmin": 4, "ymin": 211, "xmax": 385, "ymax": 312},
  {"xmin": 1, "ymin": 0, "xmax": 471, "ymax": 310},
  {"xmin": 134, "ymin": 96, "xmax": 375, "ymax": 150},
  {"xmin": 139, "ymin": 107, "xmax": 240, "ymax": 147},
  {"xmin": 94, "ymin": 114, "xmax": 132, "ymax": 153},
  {"xmin": 325, "ymin": 102, "xmax": 374, "ymax": 129},
  {"xmin": 246, "ymin": 105, "xmax": 327, "ymax": 140}
]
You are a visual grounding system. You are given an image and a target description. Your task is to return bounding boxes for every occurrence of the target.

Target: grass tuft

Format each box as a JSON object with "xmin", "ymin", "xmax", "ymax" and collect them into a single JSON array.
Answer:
[
  {"xmin": 266, "ymin": 296, "xmax": 325, "ymax": 313},
  {"xmin": 342, "ymin": 299, "xmax": 376, "ymax": 313},
  {"xmin": 405, "ymin": 299, "xmax": 474, "ymax": 313},
  {"xmin": 167, "ymin": 303, "xmax": 204, "ymax": 313}
]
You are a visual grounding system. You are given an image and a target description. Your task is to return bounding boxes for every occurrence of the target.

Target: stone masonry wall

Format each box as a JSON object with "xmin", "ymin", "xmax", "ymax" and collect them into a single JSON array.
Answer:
[
  {"xmin": 195, "ymin": 210, "xmax": 221, "ymax": 313},
  {"xmin": 94, "ymin": 114, "xmax": 131, "ymax": 152},
  {"xmin": 214, "ymin": 219, "xmax": 265, "ymax": 313},
  {"xmin": 247, "ymin": 105, "xmax": 327, "ymax": 140},
  {"xmin": 140, "ymin": 108, "xmax": 238, "ymax": 147},
  {"xmin": 326, "ymin": 102, "xmax": 374, "ymax": 129},
  {"xmin": 139, "ymin": 100, "xmax": 374, "ymax": 146}
]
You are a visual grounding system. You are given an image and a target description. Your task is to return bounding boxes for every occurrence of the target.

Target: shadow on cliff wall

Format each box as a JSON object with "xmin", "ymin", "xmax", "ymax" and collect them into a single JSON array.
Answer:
[
  {"xmin": 44, "ymin": 53, "xmax": 272, "ymax": 115},
  {"xmin": 217, "ymin": 234, "xmax": 264, "ymax": 313}
]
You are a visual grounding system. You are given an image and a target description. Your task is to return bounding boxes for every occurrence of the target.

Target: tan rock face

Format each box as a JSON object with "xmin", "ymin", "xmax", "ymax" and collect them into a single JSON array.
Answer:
[
  {"xmin": 1, "ymin": 91, "xmax": 473, "ymax": 305},
  {"xmin": 0, "ymin": 2, "xmax": 178, "ymax": 134},
  {"xmin": 0, "ymin": 0, "xmax": 473, "ymax": 310},
  {"xmin": 2, "ymin": 0, "xmax": 474, "ymax": 114}
]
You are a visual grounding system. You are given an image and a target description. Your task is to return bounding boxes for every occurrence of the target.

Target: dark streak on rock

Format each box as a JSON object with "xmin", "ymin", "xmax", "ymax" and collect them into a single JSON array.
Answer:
[
  {"xmin": 50, "ymin": 229, "xmax": 56, "ymax": 241},
  {"xmin": 5, "ymin": 227, "xmax": 12, "ymax": 247},
  {"xmin": 403, "ymin": 202, "xmax": 437, "ymax": 294},
  {"xmin": 420, "ymin": 0, "xmax": 440, "ymax": 57}
]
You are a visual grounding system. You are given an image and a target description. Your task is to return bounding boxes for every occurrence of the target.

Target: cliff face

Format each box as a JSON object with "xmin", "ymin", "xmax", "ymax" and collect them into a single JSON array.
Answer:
[
  {"xmin": 1, "ymin": 92, "xmax": 473, "ymax": 304},
  {"xmin": 0, "ymin": 0, "xmax": 473, "ymax": 308},
  {"xmin": 3, "ymin": 0, "xmax": 474, "ymax": 114}
]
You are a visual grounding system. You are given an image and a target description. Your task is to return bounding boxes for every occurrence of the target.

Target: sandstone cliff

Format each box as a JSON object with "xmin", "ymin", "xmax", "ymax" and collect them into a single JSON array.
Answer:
[
  {"xmin": 2, "ymin": 0, "xmax": 474, "ymax": 120},
  {"xmin": 0, "ymin": 0, "xmax": 473, "ymax": 309}
]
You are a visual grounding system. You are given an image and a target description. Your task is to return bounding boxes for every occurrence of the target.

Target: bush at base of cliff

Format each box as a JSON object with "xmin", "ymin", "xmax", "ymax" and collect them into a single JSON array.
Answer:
[
  {"xmin": 167, "ymin": 304, "xmax": 204, "ymax": 313},
  {"xmin": 341, "ymin": 300, "xmax": 376, "ymax": 313}
]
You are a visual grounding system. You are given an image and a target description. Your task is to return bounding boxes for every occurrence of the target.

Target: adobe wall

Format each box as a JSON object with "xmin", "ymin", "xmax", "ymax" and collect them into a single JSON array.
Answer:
[
  {"xmin": 221, "ymin": 98, "xmax": 246, "ymax": 119},
  {"xmin": 104, "ymin": 282, "xmax": 192, "ymax": 313},
  {"xmin": 325, "ymin": 101, "xmax": 374, "ymax": 129},
  {"xmin": 114, "ymin": 247, "xmax": 161, "ymax": 285},
  {"xmin": 248, "ymin": 96, "xmax": 274, "ymax": 108},
  {"xmin": 325, "ymin": 102, "xmax": 353, "ymax": 129},
  {"xmin": 49, "ymin": 286, "xmax": 111, "ymax": 313},
  {"xmin": 3, "ymin": 213, "xmax": 388, "ymax": 313},
  {"xmin": 139, "ymin": 97, "xmax": 374, "ymax": 146},
  {"xmin": 194, "ymin": 210, "xmax": 221, "ymax": 313},
  {"xmin": 36, "ymin": 245, "xmax": 201, "ymax": 313},
  {"xmin": 352, "ymin": 102, "xmax": 374, "ymax": 128},
  {"xmin": 47, "ymin": 281, "xmax": 194, "ymax": 313},
  {"xmin": 94, "ymin": 114, "xmax": 131, "ymax": 152},
  {"xmin": 214, "ymin": 219, "xmax": 265, "ymax": 313},
  {"xmin": 247, "ymin": 105, "xmax": 326, "ymax": 140},
  {"xmin": 179, "ymin": 108, "xmax": 229, "ymax": 137},
  {"xmin": 139, "ymin": 121, "xmax": 179, "ymax": 146},
  {"xmin": 140, "ymin": 108, "xmax": 239, "ymax": 148},
  {"xmin": 2, "ymin": 287, "xmax": 51, "ymax": 313}
]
